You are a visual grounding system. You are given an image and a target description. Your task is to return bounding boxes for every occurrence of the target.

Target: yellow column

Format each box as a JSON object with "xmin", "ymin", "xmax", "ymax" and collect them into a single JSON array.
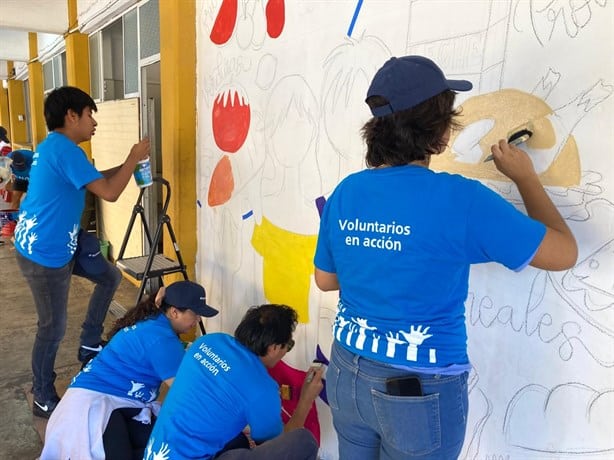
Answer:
[
  {"xmin": 64, "ymin": 33, "xmax": 91, "ymax": 94},
  {"xmin": 64, "ymin": 0, "xmax": 92, "ymax": 157},
  {"xmin": 159, "ymin": 0, "xmax": 197, "ymax": 280},
  {"xmin": 6, "ymin": 61, "xmax": 28, "ymax": 147},
  {"xmin": 28, "ymin": 33, "xmax": 47, "ymax": 148},
  {"xmin": 0, "ymin": 86, "xmax": 9, "ymax": 131}
]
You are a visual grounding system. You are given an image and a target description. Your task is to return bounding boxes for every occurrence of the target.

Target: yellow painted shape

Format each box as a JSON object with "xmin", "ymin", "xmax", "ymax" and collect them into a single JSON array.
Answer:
[
  {"xmin": 251, "ymin": 216, "xmax": 318, "ymax": 324},
  {"xmin": 431, "ymin": 89, "xmax": 580, "ymax": 186}
]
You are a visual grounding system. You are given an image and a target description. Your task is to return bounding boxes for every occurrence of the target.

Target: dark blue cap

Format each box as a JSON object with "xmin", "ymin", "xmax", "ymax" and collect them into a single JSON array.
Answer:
[
  {"xmin": 74, "ymin": 231, "xmax": 108, "ymax": 275},
  {"xmin": 366, "ymin": 55, "xmax": 473, "ymax": 117},
  {"xmin": 164, "ymin": 280, "xmax": 218, "ymax": 317}
]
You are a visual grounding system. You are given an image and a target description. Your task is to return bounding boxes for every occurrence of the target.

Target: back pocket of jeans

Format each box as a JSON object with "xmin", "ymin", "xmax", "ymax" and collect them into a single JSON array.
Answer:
[
  {"xmin": 371, "ymin": 389, "xmax": 441, "ymax": 455},
  {"xmin": 324, "ymin": 358, "xmax": 341, "ymax": 411}
]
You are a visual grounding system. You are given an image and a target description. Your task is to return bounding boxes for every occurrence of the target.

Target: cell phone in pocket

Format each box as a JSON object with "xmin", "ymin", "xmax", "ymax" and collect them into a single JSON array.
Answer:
[{"xmin": 386, "ymin": 375, "xmax": 423, "ymax": 396}]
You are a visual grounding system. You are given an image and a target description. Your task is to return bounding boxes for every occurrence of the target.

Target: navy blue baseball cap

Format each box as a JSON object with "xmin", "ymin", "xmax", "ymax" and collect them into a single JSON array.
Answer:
[
  {"xmin": 73, "ymin": 231, "xmax": 108, "ymax": 275},
  {"xmin": 366, "ymin": 55, "xmax": 473, "ymax": 117},
  {"xmin": 11, "ymin": 152, "xmax": 27, "ymax": 171},
  {"xmin": 164, "ymin": 280, "xmax": 218, "ymax": 317}
]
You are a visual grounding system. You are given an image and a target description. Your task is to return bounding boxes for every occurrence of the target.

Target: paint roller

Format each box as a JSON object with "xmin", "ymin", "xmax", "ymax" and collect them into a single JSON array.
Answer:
[{"xmin": 483, "ymin": 121, "xmax": 534, "ymax": 162}]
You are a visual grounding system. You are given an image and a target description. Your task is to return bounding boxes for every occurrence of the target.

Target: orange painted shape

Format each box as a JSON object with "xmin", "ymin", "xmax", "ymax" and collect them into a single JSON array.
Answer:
[{"xmin": 208, "ymin": 155, "xmax": 234, "ymax": 207}]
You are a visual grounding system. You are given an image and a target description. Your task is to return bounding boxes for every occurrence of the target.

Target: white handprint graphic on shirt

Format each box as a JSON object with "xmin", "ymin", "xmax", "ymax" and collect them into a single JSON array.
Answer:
[
  {"xmin": 152, "ymin": 442, "xmax": 171, "ymax": 460},
  {"xmin": 345, "ymin": 323, "xmax": 357, "ymax": 346},
  {"xmin": 27, "ymin": 233, "xmax": 38, "ymax": 254},
  {"xmin": 334, "ymin": 316, "xmax": 350, "ymax": 342},
  {"xmin": 82, "ymin": 361, "xmax": 93, "ymax": 373},
  {"xmin": 399, "ymin": 325, "xmax": 433, "ymax": 362},
  {"xmin": 127, "ymin": 380, "xmax": 145, "ymax": 397},
  {"xmin": 15, "ymin": 212, "xmax": 37, "ymax": 251},
  {"xmin": 371, "ymin": 332, "xmax": 381, "ymax": 354},
  {"xmin": 385, "ymin": 331, "xmax": 404, "ymax": 358},
  {"xmin": 67, "ymin": 224, "xmax": 79, "ymax": 254},
  {"xmin": 353, "ymin": 317, "xmax": 376, "ymax": 350},
  {"xmin": 145, "ymin": 439, "xmax": 154, "ymax": 460}
]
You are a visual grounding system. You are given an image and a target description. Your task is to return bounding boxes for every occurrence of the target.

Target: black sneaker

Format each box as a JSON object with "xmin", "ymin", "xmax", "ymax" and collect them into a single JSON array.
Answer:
[
  {"xmin": 78, "ymin": 340, "xmax": 108, "ymax": 364},
  {"xmin": 33, "ymin": 397, "xmax": 60, "ymax": 419}
]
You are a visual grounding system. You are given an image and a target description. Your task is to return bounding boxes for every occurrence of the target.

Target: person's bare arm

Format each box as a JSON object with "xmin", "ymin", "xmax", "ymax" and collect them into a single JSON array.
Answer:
[
  {"xmin": 99, "ymin": 164, "xmax": 123, "ymax": 178},
  {"xmin": 284, "ymin": 367, "xmax": 324, "ymax": 432},
  {"xmin": 87, "ymin": 138, "xmax": 150, "ymax": 202},
  {"xmin": 314, "ymin": 268, "xmax": 339, "ymax": 291},
  {"xmin": 490, "ymin": 140, "xmax": 577, "ymax": 270}
]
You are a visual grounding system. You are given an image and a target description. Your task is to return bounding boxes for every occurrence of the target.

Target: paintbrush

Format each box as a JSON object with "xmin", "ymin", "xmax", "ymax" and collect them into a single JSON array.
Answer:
[{"xmin": 484, "ymin": 121, "xmax": 534, "ymax": 162}]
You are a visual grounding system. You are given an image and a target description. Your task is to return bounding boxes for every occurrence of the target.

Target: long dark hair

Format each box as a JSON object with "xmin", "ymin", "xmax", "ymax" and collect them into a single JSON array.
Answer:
[
  {"xmin": 107, "ymin": 289, "xmax": 172, "ymax": 339},
  {"xmin": 362, "ymin": 90, "xmax": 462, "ymax": 167},
  {"xmin": 234, "ymin": 304, "xmax": 298, "ymax": 357}
]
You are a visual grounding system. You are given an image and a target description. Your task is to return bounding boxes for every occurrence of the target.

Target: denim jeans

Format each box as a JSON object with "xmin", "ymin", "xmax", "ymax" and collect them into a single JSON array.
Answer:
[
  {"xmin": 73, "ymin": 260, "xmax": 122, "ymax": 346},
  {"xmin": 215, "ymin": 428, "xmax": 318, "ymax": 460},
  {"xmin": 16, "ymin": 252, "xmax": 121, "ymax": 401},
  {"xmin": 16, "ymin": 251, "xmax": 73, "ymax": 402},
  {"xmin": 327, "ymin": 341, "xmax": 469, "ymax": 460}
]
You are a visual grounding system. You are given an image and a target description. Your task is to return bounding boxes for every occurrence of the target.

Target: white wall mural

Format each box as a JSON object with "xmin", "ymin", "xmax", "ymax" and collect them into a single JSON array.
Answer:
[{"xmin": 196, "ymin": 1, "xmax": 614, "ymax": 458}]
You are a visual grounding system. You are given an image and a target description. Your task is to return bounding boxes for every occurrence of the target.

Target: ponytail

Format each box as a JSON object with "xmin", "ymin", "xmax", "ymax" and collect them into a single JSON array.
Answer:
[{"xmin": 108, "ymin": 289, "xmax": 163, "ymax": 339}]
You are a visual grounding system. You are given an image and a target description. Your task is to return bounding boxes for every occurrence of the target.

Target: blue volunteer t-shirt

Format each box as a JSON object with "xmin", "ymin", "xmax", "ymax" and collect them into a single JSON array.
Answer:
[
  {"xmin": 71, "ymin": 314, "xmax": 184, "ymax": 402},
  {"xmin": 314, "ymin": 165, "xmax": 546, "ymax": 368},
  {"xmin": 147, "ymin": 333, "xmax": 283, "ymax": 460},
  {"xmin": 14, "ymin": 132, "xmax": 102, "ymax": 267}
]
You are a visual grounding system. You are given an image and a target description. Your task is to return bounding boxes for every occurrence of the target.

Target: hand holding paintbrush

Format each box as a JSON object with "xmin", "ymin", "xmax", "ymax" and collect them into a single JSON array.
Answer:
[{"xmin": 484, "ymin": 122, "xmax": 534, "ymax": 162}]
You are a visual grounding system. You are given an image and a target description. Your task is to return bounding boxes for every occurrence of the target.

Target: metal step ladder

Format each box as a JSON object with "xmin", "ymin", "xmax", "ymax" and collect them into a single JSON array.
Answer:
[{"xmin": 115, "ymin": 176, "xmax": 205, "ymax": 334}]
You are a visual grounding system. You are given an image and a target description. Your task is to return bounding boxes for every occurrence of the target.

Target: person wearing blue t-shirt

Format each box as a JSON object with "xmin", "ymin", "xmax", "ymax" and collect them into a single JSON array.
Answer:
[
  {"xmin": 7, "ymin": 149, "xmax": 34, "ymax": 208},
  {"xmin": 41, "ymin": 280, "xmax": 218, "ymax": 460},
  {"xmin": 13, "ymin": 86, "xmax": 150, "ymax": 419},
  {"xmin": 313, "ymin": 56, "xmax": 578, "ymax": 460},
  {"xmin": 146, "ymin": 304, "xmax": 322, "ymax": 460}
]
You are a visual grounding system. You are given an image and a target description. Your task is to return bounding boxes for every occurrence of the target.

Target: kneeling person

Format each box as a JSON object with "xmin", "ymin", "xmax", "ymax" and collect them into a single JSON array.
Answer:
[
  {"xmin": 146, "ymin": 304, "xmax": 322, "ymax": 460},
  {"xmin": 41, "ymin": 280, "xmax": 218, "ymax": 460}
]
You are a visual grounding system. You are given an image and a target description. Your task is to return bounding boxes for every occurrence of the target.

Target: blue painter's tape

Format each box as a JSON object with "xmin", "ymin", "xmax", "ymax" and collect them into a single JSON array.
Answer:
[{"xmin": 347, "ymin": 0, "xmax": 364, "ymax": 37}]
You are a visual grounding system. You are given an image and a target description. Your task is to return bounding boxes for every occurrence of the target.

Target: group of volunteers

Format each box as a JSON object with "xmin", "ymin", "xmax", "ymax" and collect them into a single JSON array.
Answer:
[
  {"xmin": 15, "ymin": 53, "xmax": 575, "ymax": 460},
  {"xmin": 42, "ymin": 281, "xmax": 321, "ymax": 460}
]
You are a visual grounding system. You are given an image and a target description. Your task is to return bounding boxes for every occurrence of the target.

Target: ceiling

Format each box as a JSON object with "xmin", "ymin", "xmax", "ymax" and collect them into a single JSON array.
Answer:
[
  {"xmin": 0, "ymin": 0, "xmax": 68, "ymax": 78},
  {"xmin": 0, "ymin": 0, "xmax": 137, "ymax": 80}
]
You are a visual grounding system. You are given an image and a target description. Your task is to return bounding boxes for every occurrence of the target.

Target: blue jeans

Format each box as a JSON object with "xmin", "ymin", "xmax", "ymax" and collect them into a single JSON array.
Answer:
[
  {"xmin": 327, "ymin": 342, "xmax": 468, "ymax": 460},
  {"xmin": 16, "ymin": 251, "xmax": 121, "ymax": 401},
  {"xmin": 73, "ymin": 259, "xmax": 122, "ymax": 346},
  {"xmin": 215, "ymin": 428, "xmax": 318, "ymax": 460},
  {"xmin": 16, "ymin": 251, "xmax": 73, "ymax": 402}
]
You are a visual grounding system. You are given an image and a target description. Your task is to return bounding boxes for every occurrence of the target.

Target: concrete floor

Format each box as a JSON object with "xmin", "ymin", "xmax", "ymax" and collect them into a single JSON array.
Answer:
[{"xmin": 0, "ymin": 239, "xmax": 139, "ymax": 460}]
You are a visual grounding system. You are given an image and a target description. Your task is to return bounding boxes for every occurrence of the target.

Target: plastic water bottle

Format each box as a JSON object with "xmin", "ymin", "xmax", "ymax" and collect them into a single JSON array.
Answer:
[{"xmin": 133, "ymin": 158, "xmax": 153, "ymax": 188}]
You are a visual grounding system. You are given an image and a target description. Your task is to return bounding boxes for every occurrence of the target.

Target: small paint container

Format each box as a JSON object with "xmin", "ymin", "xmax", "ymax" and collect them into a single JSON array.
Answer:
[{"xmin": 133, "ymin": 158, "xmax": 153, "ymax": 188}]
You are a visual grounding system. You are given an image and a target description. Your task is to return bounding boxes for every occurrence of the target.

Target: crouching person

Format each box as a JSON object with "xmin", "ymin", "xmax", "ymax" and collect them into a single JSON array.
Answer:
[
  {"xmin": 40, "ymin": 280, "xmax": 218, "ymax": 460},
  {"xmin": 145, "ymin": 304, "xmax": 322, "ymax": 460}
]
